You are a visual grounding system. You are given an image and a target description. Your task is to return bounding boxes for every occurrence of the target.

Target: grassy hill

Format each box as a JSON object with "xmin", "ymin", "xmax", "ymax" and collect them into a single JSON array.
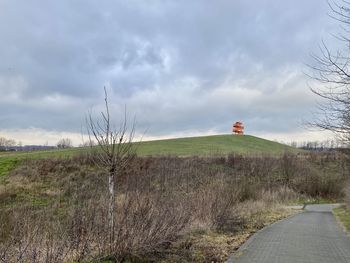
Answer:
[
  {"xmin": 1, "ymin": 134, "xmax": 298, "ymax": 158},
  {"xmin": 135, "ymin": 134, "xmax": 298, "ymax": 156},
  {"xmin": 0, "ymin": 134, "xmax": 298, "ymax": 163}
]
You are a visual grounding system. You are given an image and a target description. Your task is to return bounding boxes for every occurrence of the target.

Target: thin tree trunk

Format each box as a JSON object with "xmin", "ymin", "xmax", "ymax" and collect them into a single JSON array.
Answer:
[{"xmin": 108, "ymin": 172, "xmax": 115, "ymax": 254}]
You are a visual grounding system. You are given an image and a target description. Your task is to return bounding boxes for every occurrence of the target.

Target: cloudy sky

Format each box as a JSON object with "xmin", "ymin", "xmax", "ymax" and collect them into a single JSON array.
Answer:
[{"xmin": 0, "ymin": 0, "xmax": 340, "ymax": 145}]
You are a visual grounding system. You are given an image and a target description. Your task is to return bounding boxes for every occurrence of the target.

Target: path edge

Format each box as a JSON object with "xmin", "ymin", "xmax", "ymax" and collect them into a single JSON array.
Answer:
[{"xmin": 226, "ymin": 209, "xmax": 303, "ymax": 263}]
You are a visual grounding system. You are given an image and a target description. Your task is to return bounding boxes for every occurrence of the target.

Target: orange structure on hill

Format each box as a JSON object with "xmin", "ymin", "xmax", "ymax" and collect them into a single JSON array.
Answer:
[{"xmin": 233, "ymin": 121, "xmax": 244, "ymax": 135}]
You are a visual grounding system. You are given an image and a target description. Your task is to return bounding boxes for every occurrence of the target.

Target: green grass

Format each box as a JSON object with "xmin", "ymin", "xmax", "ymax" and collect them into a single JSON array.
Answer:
[
  {"xmin": 0, "ymin": 135, "xmax": 299, "ymax": 184},
  {"xmin": 0, "ymin": 158, "xmax": 19, "ymax": 177},
  {"xmin": 0, "ymin": 147, "xmax": 83, "ymax": 159},
  {"xmin": 333, "ymin": 206, "xmax": 350, "ymax": 231},
  {"xmin": 135, "ymin": 134, "xmax": 299, "ymax": 156},
  {"xmin": 0, "ymin": 134, "xmax": 299, "ymax": 162}
]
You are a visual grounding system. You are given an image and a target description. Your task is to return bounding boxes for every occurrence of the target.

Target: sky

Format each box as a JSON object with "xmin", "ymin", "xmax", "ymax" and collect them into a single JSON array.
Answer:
[{"xmin": 0, "ymin": 0, "xmax": 341, "ymax": 146}]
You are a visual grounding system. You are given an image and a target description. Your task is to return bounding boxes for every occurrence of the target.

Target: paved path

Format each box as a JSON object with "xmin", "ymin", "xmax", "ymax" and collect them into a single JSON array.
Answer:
[{"xmin": 228, "ymin": 204, "xmax": 350, "ymax": 263}]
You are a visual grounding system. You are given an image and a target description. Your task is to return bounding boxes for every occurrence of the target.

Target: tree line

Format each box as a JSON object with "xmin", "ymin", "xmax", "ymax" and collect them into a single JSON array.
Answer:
[{"xmin": 0, "ymin": 136, "xmax": 74, "ymax": 151}]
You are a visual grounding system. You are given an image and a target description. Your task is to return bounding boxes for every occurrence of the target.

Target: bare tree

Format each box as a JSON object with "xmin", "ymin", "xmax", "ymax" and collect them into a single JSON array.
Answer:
[
  {"xmin": 308, "ymin": 1, "xmax": 350, "ymax": 145},
  {"xmin": 57, "ymin": 138, "xmax": 73, "ymax": 149},
  {"xmin": 0, "ymin": 137, "xmax": 16, "ymax": 151},
  {"xmin": 86, "ymin": 87, "xmax": 135, "ymax": 253},
  {"xmin": 79, "ymin": 140, "xmax": 96, "ymax": 147}
]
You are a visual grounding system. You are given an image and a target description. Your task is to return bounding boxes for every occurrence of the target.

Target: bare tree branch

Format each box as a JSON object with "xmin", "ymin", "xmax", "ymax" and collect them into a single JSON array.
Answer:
[{"xmin": 308, "ymin": 1, "xmax": 350, "ymax": 146}]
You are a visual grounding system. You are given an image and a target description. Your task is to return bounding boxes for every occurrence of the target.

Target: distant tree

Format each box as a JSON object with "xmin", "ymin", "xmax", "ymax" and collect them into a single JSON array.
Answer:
[
  {"xmin": 0, "ymin": 137, "xmax": 16, "ymax": 150},
  {"xmin": 8, "ymin": 139, "xmax": 14, "ymax": 146},
  {"xmin": 86, "ymin": 87, "xmax": 136, "ymax": 253},
  {"xmin": 0, "ymin": 137, "xmax": 7, "ymax": 151},
  {"xmin": 79, "ymin": 140, "xmax": 96, "ymax": 147},
  {"xmin": 308, "ymin": 1, "xmax": 350, "ymax": 145},
  {"xmin": 290, "ymin": 141, "xmax": 298, "ymax": 148},
  {"xmin": 0, "ymin": 137, "xmax": 6, "ymax": 147},
  {"xmin": 56, "ymin": 138, "xmax": 73, "ymax": 149}
]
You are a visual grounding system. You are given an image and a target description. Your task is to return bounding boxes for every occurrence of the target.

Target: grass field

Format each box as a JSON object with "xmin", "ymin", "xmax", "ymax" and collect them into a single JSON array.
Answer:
[
  {"xmin": 0, "ymin": 134, "xmax": 299, "ymax": 179},
  {"xmin": 0, "ymin": 134, "xmax": 298, "ymax": 160},
  {"xmin": 0, "ymin": 158, "xmax": 18, "ymax": 177},
  {"xmin": 0, "ymin": 135, "xmax": 346, "ymax": 262},
  {"xmin": 135, "ymin": 134, "xmax": 298, "ymax": 156}
]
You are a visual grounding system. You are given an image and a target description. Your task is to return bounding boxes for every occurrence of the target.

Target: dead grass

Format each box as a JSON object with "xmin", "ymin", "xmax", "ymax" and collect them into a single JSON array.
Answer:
[
  {"xmin": 333, "ymin": 206, "xmax": 350, "ymax": 232},
  {"xmin": 0, "ymin": 152, "xmax": 346, "ymax": 262},
  {"xmin": 160, "ymin": 204, "xmax": 299, "ymax": 263}
]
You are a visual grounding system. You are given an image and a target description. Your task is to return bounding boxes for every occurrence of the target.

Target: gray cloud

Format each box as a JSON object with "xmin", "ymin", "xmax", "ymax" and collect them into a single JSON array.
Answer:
[{"xmin": 0, "ymin": 0, "xmax": 339, "ymax": 142}]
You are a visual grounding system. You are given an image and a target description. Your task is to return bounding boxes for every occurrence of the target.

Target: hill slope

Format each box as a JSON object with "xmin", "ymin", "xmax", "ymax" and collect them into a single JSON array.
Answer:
[
  {"xmin": 0, "ymin": 134, "xmax": 299, "ymax": 161},
  {"xmin": 135, "ymin": 134, "xmax": 298, "ymax": 156}
]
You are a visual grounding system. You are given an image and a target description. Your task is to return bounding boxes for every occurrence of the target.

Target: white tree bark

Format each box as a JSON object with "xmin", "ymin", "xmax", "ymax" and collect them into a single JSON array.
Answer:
[{"xmin": 108, "ymin": 173, "xmax": 115, "ymax": 252}]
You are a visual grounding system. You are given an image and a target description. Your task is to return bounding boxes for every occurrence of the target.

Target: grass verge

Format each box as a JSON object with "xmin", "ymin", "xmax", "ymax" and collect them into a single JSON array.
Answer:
[
  {"xmin": 296, "ymin": 197, "xmax": 341, "ymax": 206},
  {"xmin": 333, "ymin": 206, "xmax": 350, "ymax": 231},
  {"xmin": 156, "ymin": 206, "xmax": 300, "ymax": 263}
]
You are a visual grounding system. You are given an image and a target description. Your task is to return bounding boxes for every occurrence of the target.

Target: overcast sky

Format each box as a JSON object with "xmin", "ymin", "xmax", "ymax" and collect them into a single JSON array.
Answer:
[{"xmin": 0, "ymin": 0, "xmax": 340, "ymax": 145}]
